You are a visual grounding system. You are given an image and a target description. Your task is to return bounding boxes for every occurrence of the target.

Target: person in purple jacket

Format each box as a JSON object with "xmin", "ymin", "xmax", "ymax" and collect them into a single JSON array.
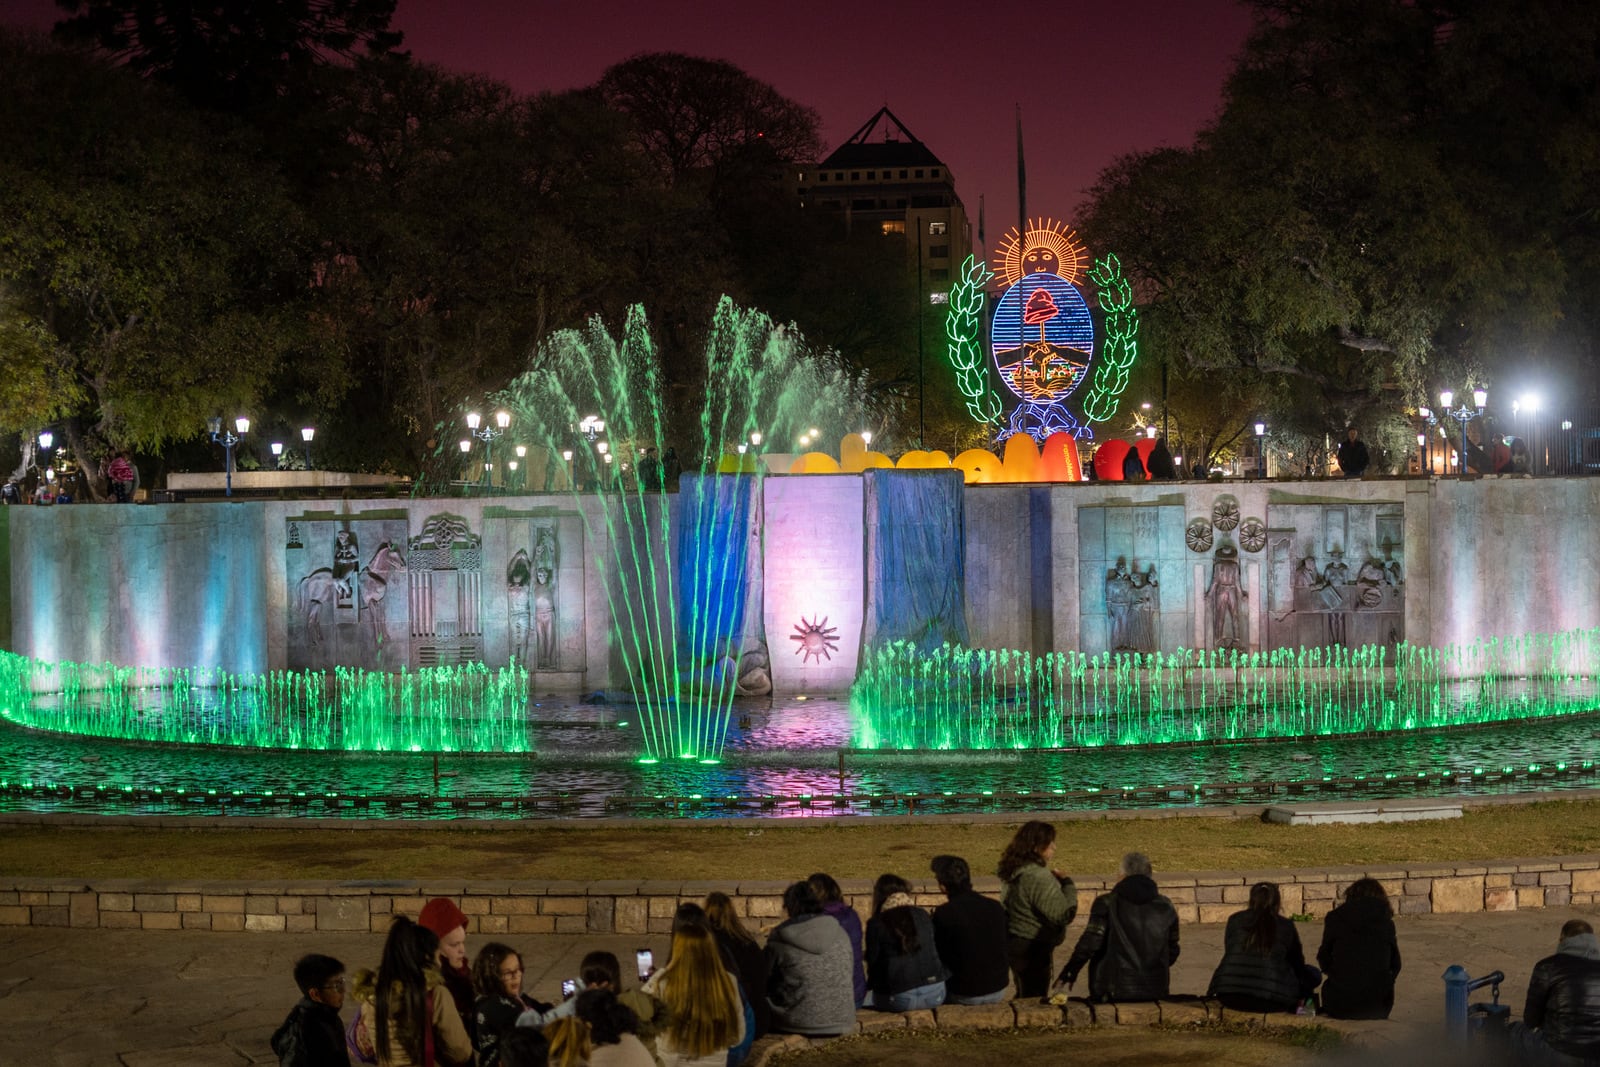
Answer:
[{"xmin": 808, "ymin": 872, "xmax": 866, "ymax": 1006}]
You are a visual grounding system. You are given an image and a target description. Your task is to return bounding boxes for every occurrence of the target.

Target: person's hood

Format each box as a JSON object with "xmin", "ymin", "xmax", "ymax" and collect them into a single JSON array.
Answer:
[
  {"xmin": 775, "ymin": 912, "xmax": 847, "ymax": 955},
  {"xmin": 1114, "ymin": 873, "xmax": 1159, "ymax": 905},
  {"xmin": 1558, "ymin": 932, "xmax": 1600, "ymax": 961}
]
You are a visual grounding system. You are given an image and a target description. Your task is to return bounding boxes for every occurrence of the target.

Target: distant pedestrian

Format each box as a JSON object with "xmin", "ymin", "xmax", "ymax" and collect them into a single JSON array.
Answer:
[
  {"xmin": 1121, "ymin": 444, "xmax": 1147, "ymax": 482},
  {"xmin": 108, "ymin": 454, "xmax": 136, "ymax": 503},
  {"xmin": 662, "ymin": 447, "xmax": 681, "ymax": 490},
  {"xmin": 1316, "ymin": 877, "xmax": 1401, "ymax": 1019},
  {"xmin": 998, "ymin": 820, "xmax": 1079, "ymax": 998},
  {"xmin": 1337, "ymin": 427, "xmax": 1369, "ymax": 478},
  {"xmin": 1146, "ymin": 438, "xmax": 1177, "ymax": 480},
  {"xmin": 270, "ymin": 953, "xmax": 348, "ymax": 1067},
  {"xmin": 1057, "ymin": 851, "xmax": 1180, "ymax": 1003}
]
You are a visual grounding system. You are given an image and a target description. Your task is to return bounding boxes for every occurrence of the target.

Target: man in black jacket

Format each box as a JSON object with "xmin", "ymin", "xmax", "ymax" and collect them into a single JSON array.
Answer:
[
  {"xmin": 1510, "ymin": 918, "xmax": 1600, "ymax": 1065},
  {"xmin": 929, "ymin": 855, "xmax": 1011, "ymax": 1005},
  {"xmin": 1055, "ymin": 852, "xmax": 1180, "ymax": 1002}
]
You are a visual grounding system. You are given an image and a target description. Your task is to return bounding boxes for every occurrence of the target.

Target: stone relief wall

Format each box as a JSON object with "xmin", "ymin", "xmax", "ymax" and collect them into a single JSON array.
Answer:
[
  {"xmin": 286, "ymin": 514, "xmax": 410, "ymax": 670},
  {"xmin": 1077, "ymin": 502, "xmax": 1189, "ymax": 654},
  {"xmin": 1266, "ymin": 502, "xmax": 1405, "ymax": 650}
]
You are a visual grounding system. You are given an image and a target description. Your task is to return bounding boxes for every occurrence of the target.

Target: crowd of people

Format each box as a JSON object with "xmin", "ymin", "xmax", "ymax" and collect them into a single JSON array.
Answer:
[{"xmin": 270, "ymin": 820, "xmax": 1600, "ymax": 1066}]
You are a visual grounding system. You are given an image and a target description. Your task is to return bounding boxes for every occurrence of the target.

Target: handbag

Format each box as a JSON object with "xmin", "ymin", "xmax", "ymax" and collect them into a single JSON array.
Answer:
[{"xmin": 346, "ymin": 1003, "xmax": 377, "ymax": 1064}]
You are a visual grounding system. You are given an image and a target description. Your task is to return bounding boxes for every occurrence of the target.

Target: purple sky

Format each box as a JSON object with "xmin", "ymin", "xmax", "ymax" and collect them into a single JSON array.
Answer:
[{"xmin": 3, "ymin": 0, "xmax": 1254, "ymax": 253}]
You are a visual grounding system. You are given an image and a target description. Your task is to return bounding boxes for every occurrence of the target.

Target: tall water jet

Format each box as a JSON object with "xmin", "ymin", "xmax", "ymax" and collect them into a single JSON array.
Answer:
[{"xmin": 502, "ymin": 298, "xmax": 873, "ymax": 761}]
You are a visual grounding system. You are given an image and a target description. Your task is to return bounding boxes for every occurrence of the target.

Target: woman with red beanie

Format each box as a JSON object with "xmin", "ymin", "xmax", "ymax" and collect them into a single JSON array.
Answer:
[{"xmin": 419, "ymin": 897, "xmax": 476, "ymax": 1042}]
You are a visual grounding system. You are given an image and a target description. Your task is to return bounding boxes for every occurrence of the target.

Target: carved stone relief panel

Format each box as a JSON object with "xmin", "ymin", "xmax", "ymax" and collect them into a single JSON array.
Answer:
[
  {"xmin": 286, "ymin": 514, "xmax": 411, "ymax": 670},
  {"xmin": 407, "ymin": 513, "xmax": 482, "ymax": 667},
  {"xmin": 1078, "ymin": 503, "xmax": 1187, "ymax": 654},
  {"xmin": 1266, "ymin": 502, "xmax": 1405, "ymax": 651}
]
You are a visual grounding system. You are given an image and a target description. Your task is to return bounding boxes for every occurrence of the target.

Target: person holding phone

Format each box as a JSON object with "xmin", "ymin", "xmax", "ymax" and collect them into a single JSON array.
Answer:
[{"xmin": 521, "ymin": 951, "xmax": 665, "ymax": 1061}]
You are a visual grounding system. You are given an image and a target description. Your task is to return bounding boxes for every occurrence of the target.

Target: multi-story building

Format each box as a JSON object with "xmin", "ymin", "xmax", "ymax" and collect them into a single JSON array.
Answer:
[{"xmin": 793, "ymin": 106, "xmax": 972, "ymax": 302}]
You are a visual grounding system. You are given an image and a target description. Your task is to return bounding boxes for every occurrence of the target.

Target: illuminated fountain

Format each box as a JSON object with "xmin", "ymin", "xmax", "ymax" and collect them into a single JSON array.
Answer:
[
  {"xmin": 851, "ymin": 631, "xmax": 1600, "ymax": 751},
  {"xmin": 500, "ymin": 299, "xmax": 868, "ymax": 763}
]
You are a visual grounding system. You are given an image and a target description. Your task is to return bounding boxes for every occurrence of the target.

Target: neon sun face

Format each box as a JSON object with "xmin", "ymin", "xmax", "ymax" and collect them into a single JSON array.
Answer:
[{"xmin": 790, "ymin": 615, "xmax": 841, "ymax": 664}]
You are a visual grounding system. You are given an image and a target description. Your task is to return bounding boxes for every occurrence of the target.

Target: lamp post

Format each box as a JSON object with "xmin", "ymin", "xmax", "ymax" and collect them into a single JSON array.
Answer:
[
  {"xmin": 208, "ymin": 415, "xmax": 249, "ymax": 497},
  {"xmin": 270, "ymin": 441, "xmax": 283, "ymax": 469},
  {"xmin": 1254, "ymin": 421, "xmax": 1266, "ymax": 478},
  {"xmin": 301, "ymin": 426, "xmax": 316, "ymax": 471},
  {"xmin": 465, "ymin": 409, "xmax": 511, "ymax": 490},
  {"xmin": 1439, "ymin": 388, "xmax": 1487, "ymax": 475}
]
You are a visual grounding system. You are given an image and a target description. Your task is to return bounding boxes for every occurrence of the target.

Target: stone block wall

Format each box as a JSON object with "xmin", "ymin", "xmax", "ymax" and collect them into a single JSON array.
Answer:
[{"xmin": 5, "ymin": 856, "xmax": 1595, "ymax": 933}]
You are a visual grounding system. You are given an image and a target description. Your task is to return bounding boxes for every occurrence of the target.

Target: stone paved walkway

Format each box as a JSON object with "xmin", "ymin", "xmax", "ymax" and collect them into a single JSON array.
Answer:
[{"xmin": 3, "ymin": 907, "xmax": 1596, "ymax": 1066}]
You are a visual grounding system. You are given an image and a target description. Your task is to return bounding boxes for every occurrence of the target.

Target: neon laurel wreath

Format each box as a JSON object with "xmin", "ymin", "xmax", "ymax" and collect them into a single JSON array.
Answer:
[
  {"xmin": 943, "ymin": 255, "xmax": 1003, "ymax": 426},
  {"xmin": 1081, "ymin": 252, "xmax": 1140, "ymax": 425}
]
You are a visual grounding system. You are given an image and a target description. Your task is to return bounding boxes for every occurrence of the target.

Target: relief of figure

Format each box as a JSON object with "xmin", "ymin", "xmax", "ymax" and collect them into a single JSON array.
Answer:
[
  {"xmin": 1206, "ymin": 543, "xmax": 1247, "ymax": 650},
  {"xmin": 507, "ymin": 549, "xmax": 532, "ymax": 665},
  {"xmin": 297, "ymin": 569, "xmax": 335, "ymax": 647},
  {"xmin": 1321, "ymin": 549, "xmax": 1350, "ymax": 645},
  {"xmin": 1105, "ymin": 559, "xmax": 1136, "ymax": 651},
  {"xmin": 1293, "ymin": 555, "xmax": 1322, "ymax": 591},
  {"xmin": 1129, "ymin": 564, "xmax": 1160, "ymax": 652},
  {"xmin": 534, "ymin": 567, "xmax": 556, "ymax": 669},
  {"xmin": 1355, "ymin": 558, "xmax": 1387, "ymax": 608},
  {"xmin": 359, "ymin": 541, "xmax": 406, "ymax": 664},
  {"xmin": 332, "ymin": 528, "xmax": 359, "ymax": 606}
]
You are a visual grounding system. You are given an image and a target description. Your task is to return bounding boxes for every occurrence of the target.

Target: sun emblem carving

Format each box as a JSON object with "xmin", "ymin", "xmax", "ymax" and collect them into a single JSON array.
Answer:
[
  {"xmin": 1239, "ymin": 518, "xmax": 1267, "ymax": 553},
  {"xmin": 1186, "ymin": 518, "xmax": 1214, "ymax": 554},
  {"xmin": 790, "ymin": 614, "xmax": 841, "ymax": 664}
]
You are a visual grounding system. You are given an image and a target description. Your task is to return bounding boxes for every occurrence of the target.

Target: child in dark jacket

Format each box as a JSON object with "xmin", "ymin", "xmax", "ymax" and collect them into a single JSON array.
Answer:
[{"xmin": 270, "ymin": 953, "xmax": 349, "ymax": 1067}]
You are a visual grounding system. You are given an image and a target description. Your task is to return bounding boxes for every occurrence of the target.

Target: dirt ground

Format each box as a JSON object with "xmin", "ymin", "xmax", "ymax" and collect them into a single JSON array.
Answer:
[
  {"xmin": 3, "ymin": 796, "xmax": 1598, "ymax": 881},
  {"xmin": 765, "ymin": 1025, "xmax": 1340, "ymax": 1066}
]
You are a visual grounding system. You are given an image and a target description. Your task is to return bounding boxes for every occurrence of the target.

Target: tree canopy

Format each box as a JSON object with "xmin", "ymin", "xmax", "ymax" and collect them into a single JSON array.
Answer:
[{"xmin": 1079, "ymin": 0, "xmax": 1600, "ymax": 456}]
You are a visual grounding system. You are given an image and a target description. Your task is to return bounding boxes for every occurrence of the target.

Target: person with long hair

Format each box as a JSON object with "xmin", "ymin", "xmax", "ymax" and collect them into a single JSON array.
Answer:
[
  {"xmin": 765, "ymin": 881, "xmax": 857, "ymax": 1037},
  {"xmin": 807, "ymin": 872, "xmax": 866, "ymax": 1007},
  {"xmin": 705, "ymin": 891, "xmax": 770, "ymax": 1040},
  {"xmin": 543, "ymin": 1016, "xmax": 591, "ymax": 1067},
  {"xmin": 1317, "ymin": 878, "xmax": 1401, "ymax": 1019},
  {"xmin": 642, "ymin": 925, "xmax": 745, "ymax": 1067},
  {"xmin": 575, "ymin": 988, "xmax": 655, "ymax": 1067},
  {"xmin": 354, "ymin": 916, "xmax": 474, "ymax": 1067},
  {"xmin": 997, "ymin": 820, "xmax": 1079, "ymax": 997},
  {"xmin": 864, "ymin": 873, "xmax": 949, "ymax": 1011},
  {"xmin": 1208, "ymin": 882, "xmax": 1321, "ymax": 1013},
  {"xmin": 474, "ymin": 942, "xmax": 551, "ymax": 1067}
]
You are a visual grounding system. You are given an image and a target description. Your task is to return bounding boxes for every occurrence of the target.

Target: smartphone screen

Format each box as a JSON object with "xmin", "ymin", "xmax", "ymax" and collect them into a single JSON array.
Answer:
[
  {"xmin": 561, "ymin": 979, "xmax": 577, "ymax": 998},
  {"xmin": 635, "ymin": 949, "xmax": 653, "ymax": 981}
]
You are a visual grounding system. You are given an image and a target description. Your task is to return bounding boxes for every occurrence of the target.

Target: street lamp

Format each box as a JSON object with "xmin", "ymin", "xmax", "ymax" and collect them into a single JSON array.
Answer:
[
  {"xmin": 465, "ymin": 409, "xmax": 511, "ymax": 489},
  {"xmin": 1416, "ymin": 432, "xmax": 1426, "ymax": 475},
  {"xmin": 270, "ymin": 441, "xmax": 283, "ymax": 469},
  {"xmin": 578, "ymin": 415, "xmax": 605, "ymax": 442},
  {"xmin": 38, "ymin": 430, "xmax": 53, "ymax": 452},
  {"xmin": 301, "ymin": 426, "xmax": 316, "ymax": 470},
  {"xmin": 1254, "ymin": 421, "xmax": 1267, "ymax": 478},
  {"xmin": 208, "ymin": 415, "xmax": 249, "ymax": 497},
  {"xmin": 749, "ymin": 431, "xmax": 763, "ymax": 449},
  {"xmin": 1439, "ymin": 388, "xmax": 1488, "ymax": 475}
]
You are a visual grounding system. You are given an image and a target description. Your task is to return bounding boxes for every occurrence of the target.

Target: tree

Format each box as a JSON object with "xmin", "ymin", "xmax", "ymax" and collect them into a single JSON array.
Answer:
[
  {"xmin": 0, "ymin": 33, "xmax": 314, "ymax": 494},
  {"xmin": 52, "ymin": 0, "xmax": 404, "ymax": 113},
  {"xmin": 1079, "ymin": 0, "xmax": 1600, "ymax": 444}
]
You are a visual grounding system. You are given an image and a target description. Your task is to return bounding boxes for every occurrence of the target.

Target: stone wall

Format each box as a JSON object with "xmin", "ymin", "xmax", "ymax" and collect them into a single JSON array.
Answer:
[
  {"xmin": 5, "ymin": 855, "xmax": 1595, "ymax": 933},
  {"xmin": 9, "ymin": 475, "xmax": 1600, "ymax": 687}
]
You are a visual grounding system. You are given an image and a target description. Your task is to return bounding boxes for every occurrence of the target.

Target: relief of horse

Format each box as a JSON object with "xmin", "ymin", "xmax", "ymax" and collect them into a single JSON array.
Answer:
[{"xmin": 297, "ymin": 541, "xmax": 406, "ymax": 650}]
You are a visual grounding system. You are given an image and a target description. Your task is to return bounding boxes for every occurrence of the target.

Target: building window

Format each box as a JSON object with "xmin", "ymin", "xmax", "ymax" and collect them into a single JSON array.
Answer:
[
  {"xmin": 931, "ymin": 168, "xmax": 941, "ymax": 177},
  {"xmin": 929, "ymin": 292, "xmax": 949, "ymax": 305},
  {"xmin": 900, "ymin": 170, "xmax": 908, "ymax": 178},
  {"xmin": 819, "ymin": 173, "xmax": 828, "ymax": 182},
  {"xmin": 928, "ymin": 221, "xmax": 947, "ymax": 235},
  {"xmin": 914, "ymin": 169, "xmax": 924, "ymax": 178},
  {"xmin": 880, "ymin": 220, "xmax": 905, "ymax": 235},
  {"xmin": 852, "ymin": 199, "xmax": 875, "ymax": 210},
  {"xmin": 929, "ymin": 244, "xmax": 949, "ymax": 258},
  {"xmin": 930, "ymin": 268, "xmax": 949, "ymax": 281},
  {"xmin": 867, "ymin": 171, "xmax": 876, "ymax": 180},
  {"xmin": 796, "ymin": 172, "xmax": 806, "ymax": 181},
  {"xmin": 851, "ymin": 172, "xmax": 860, "ymax": 180}
]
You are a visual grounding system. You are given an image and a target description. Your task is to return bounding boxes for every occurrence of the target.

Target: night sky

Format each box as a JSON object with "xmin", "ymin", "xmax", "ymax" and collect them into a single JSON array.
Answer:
[{"xmin": 1, "ymin": 0, "xmax": 1255, "ymax": 253}]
